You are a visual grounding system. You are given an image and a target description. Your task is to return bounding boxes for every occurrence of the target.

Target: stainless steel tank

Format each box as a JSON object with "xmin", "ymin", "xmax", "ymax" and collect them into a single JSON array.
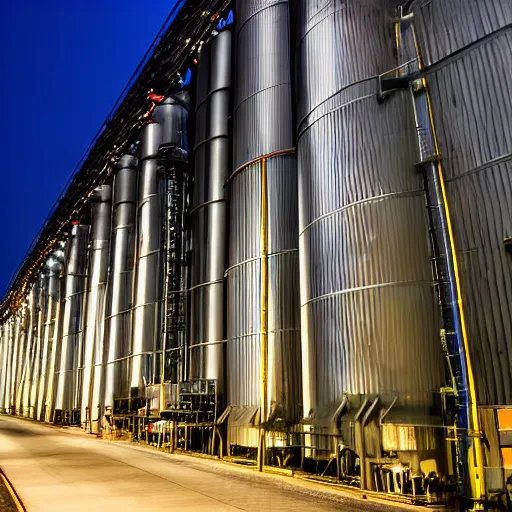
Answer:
[
  {"xmin": 15, "ymin": 305, "xmax": 28, "ymax": 416},
  {"xmin": 21, "ymin": 284, "xmax": 39, "ymax": 417},
  {"xmin": 409, "ymin": 0, "xmax": 512, "ymax": 407},
  {"xmin": 81, "ymin": 185, "xmax": 112, "ymax": 429},
  {"xmin": 37, "ymin": 246, "xmax": 65, "ymax": 421},
  {"xmin": 295, "ymin": 0, "xmax": 443, "ymax": 471},
  {"xmin": 104, "ymin": 155, "xmax": 138, "ymax": 411},
  {"xmin": 189, "ymin": 30, "xmax": 232, "ymax": 391},
  {"xmin": 131, "ymin": 122, "xmax": 163, "ymax": 397},
  {"xmin": 54, "ymin": 224, "xmax": 89, "ymax": 421},
  {"xmin": 227, "ymin": 0, "xmax": 301, "ymax": 446}
]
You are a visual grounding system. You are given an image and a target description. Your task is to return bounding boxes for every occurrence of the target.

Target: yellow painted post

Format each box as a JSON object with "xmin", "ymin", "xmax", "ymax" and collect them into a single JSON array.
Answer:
[{"xmin": 257, "ymin": 157, "xmax": 269, "ymax": 472}]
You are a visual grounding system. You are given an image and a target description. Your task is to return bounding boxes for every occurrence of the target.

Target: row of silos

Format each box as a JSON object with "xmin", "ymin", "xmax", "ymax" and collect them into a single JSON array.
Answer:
[{"xmin": 0, "ymin": 0, "xmax": 510, "ymax": 502}]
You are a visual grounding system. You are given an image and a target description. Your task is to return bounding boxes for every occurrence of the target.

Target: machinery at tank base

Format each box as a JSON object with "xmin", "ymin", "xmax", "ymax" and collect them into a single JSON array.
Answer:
[{"xmin": 0, "ymin": 0, "xmax": 511, "ymax": 509}]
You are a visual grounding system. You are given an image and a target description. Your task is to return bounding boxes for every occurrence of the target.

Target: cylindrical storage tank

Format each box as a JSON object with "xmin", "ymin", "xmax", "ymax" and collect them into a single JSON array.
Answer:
[
  {"xmin": 81, "ymin": 185, "xmax": 112, "ymax": 429},
  {"xmin": 152, "ymin": 93, "xmax": 190, "ymax": 388},
  {"xmin": 15, "ymin": 305, "xmax": 28, "ymax": 415},
  {"xmin": 21, "ymin": 284, "xmax": 39, "ymax": 417},
  {"xmin": 189, "ymin": 30, "xmax": 232, "ymax": 391},
  {"xmin": 409, "ymin": 0, "xmax": 512, "ymax": 406},
  {"xmin": 0, "ymin": 321, "xmax": 11, "ymax": 412},
  {"xmin": 294, "ymin": 0, "xmax": 443, "ymax": 468},
  {"xmin": 37, "ymin": 246, "xmax": 65, "ymax": 421},
  {"xmin": 54, "ymin": 224, "xmax": 89, "ymax": 422},
  {"xmin": 9, "ymin": 311, "xmax": 24, "ymax": 413},
  {"xmin": 29, "ymin": 271, "xmax": 49, "ymax": 418},
  {"xmin": 104, "ymin": 155, "xmax": 138, "ymax": 411},
  {"xmin": 131, "ymin": 122, "xmax": 163, "ymax": 398},
  {"xmin": 407, "ymin": 0, "xmax": 512, "ymax": 493},
  {"xmin": 227, "ymin": 0, "xmax": 301, "ymax": 446}
]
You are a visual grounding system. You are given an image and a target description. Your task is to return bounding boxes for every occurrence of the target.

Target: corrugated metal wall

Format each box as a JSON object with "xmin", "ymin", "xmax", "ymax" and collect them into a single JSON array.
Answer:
[
  {"xmin": 295, "ymin": 0, "xmax": 443, "ymax": 421},
  {"xmin": 227, "ymin": 0, "xmax": 301, "ymax": 432},
  {"xmin": 189, "ymin": 30, "xmax": 232, "ymax": 388},
  {"xmin": 411, "ymin": 0, "xmax": 512, "ymax": 406}
]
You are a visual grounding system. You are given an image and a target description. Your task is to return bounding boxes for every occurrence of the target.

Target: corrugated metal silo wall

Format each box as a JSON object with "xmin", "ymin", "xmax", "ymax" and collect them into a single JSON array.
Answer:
[
  {"xmin": 228, "ymin": 0, "xmax": 301, "ymax": 437},
  {"xmin": 189, "ymin": 30, "xmax": 231, "ymax": 388},
  {"xmin": 295, "ymin": 0, "xmax": 444, "ymax": 420},
  {"xmin": 410, "ymin": 0, "xmax": 512, "ymax": 406}
]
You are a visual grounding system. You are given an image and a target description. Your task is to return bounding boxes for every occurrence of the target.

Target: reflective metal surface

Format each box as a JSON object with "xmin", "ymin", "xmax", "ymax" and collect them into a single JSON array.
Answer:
[
  {"xmin": 410, "ymin": 0, "xmax": 512, "ymax": 407},
  {"xmin": 131, "ymin": 122, "xmax": 163, "ymax": 395},
  {"xmin": 189, "ymin": 30, "xmax": 232, "ymax": 388},
  {"xmin": 81, "ymin": 186, "xmax": 112, "ymax": 428},
  {"xmin": 54, "ymin": 224, "xmax": 89, "ymax": 416},
  {"xmin": 295, "ymin": 0, "xmax": 443, "ymax": 424},
  {"xmin": 228, "ymin": 0, "xmax": 301, "ymax": 436},
  {"xmin": 104, "ymin": 155, "xmax": 138, "ymax": 409}
]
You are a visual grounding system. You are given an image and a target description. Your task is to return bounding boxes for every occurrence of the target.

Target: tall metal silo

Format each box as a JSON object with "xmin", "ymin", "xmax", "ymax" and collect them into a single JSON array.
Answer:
[
  {"xmin": 0, "ymin": 321, "xmax": 11, "ymax": 412},
  {"xmin": 294, "ymin": 0, "xmax": 443, "ymax": 485},
  {"xmin": 37, "ymin": 246, "xmax": 65, "ymax": 421},
  {"xmin": 21, "ymin": 284, "xmax": 39, "ymax": 417},
  {"xmin": 15, "ymin": 305, "xmax": 28, "ymax": 416},
  {"xmin": 131, "ymin": 94, "xmax": 189, "ymax": 404},
  {"xmin": 29, "ymin": 271, "xmax": 49, "ymax": 418},
  {"xmin": 400, "ymin": 0, "xmax": 512, "ymax": 499},
  {"xmin": 103, "ymin": 155, "xmax": 138, "ymax": 412},
  {"xmin": 189, "ymin": 30, "xmax": 231, "ymax": 395},
  {"xmin": 81, "ymin": 185, "xmax": 112, "ymax": 430},
  {"xmin": 227, "ymin": 0, "xmax": 301, "ymax": 450},
  {"xmin": 9, "ymin": 311, "xmax": 24, "ymax": 413},
  {"xmin": 54, "ymin": 223, "xmax": 89, "ymax": 423}
]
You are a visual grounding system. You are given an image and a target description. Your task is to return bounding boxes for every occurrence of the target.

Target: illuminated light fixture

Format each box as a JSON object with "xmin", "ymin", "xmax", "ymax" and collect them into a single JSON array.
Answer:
[{"xmin": 71, "ymin": 221, "xmax": 80, "ymax": 226}]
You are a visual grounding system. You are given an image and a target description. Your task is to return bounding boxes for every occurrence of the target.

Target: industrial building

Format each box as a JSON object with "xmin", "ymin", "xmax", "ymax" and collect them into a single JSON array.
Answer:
[{"xmin": 0, "ymin": 0, "xmax": 511, "ymax": 509}]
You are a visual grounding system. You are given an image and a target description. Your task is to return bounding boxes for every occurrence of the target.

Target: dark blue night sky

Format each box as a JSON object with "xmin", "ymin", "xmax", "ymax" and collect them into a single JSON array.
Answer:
[{"xmin": 0, "ymin": 0, "xmax": 174, "ymax": 297}]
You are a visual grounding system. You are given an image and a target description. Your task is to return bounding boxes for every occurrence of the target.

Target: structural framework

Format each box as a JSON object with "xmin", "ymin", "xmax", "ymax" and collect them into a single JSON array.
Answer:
[{"xmin": 0, "ymin": 1, "xmax": 511, "ymax": 510}]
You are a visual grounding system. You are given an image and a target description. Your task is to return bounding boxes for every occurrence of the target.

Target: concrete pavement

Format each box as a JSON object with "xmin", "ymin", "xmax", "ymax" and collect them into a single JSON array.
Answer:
[{"xmin": 0, "ymin": 415, "xmax": 409, "ymax": 511}]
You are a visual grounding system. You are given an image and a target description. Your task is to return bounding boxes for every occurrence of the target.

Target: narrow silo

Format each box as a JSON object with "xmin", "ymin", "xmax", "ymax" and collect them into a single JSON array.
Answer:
[
  {"xmin": 131, "ymin": 93, "xmax": 189, "ymax": 403},
  {"xmin": 37, "ymin": 247, "xmax": 64, "ymax": 421},
  {"xmin": 104, "ymin": 155, "xmax": 138, "ymax": 412},
  {"xmin": 227, "ymin": 0, "xmax": 301, "ymax": 449},
  {"xmin": 21, "ymin": 284, "xmax": 39, "ymax": 417},
  {"xmin": 403, "ymin": 0, "xmax": 512, "ymax": 497},
  {"xmin": 295, "ymin": 0, "xmax": 444, "ymax": 484},
  {"xmin": 189, "ymin": 30, "xmax": 232, "ymax": 395},
  {"xmin": 81, "ymin": 185, "xmax": 112, "ymax": 430},
  {"xmin": 15, "ymin": 305, "xmax": 28, "ymax": 416},
  {"xmin": 54, "ymin": 223, "xmax": 89, "ymax": 423}
]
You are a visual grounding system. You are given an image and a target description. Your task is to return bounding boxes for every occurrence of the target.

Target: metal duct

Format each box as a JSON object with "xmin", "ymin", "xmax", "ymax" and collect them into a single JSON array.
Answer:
[
  {"xmin": 152, "ymin": 93, "xmax": 190, "ymax": 388},
  {"xmin": 131, "ymin": 122, "xmax": 163, "ymax": 396},
  {"xmin": 295, "ymin": 0, "xmax": 442, "ymax": 431},
  {"xmin": 104, "ymin": 155, "xmax": 138, "ymax": 410},
  {"xmin": 54, "ymin": 224, "xmax": 89, "ymax": 420},
  {"xmin": 36, "ymin": 246, "xmax": 65, "ymax": 421},
  {"xmin": 228, "ymin": 0, "xmax": 301, "ymax": 439},
  {"xmin": 81, "ymin": 185, "xmax": 112, "ymax": 429},
  {"xmin": 189, "ymin": 30, "xmax": 232, "ymax": 388}
]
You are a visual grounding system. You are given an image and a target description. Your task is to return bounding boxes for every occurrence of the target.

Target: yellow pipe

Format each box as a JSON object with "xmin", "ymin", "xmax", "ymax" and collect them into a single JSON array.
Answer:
[
  {"xmin": 0, "ymin": 470, "xmax": 25, "ymax": 512},
  {"xmin": 410, "ymin": 20, "xmax": 485, "ymax": 501},
  {"xmin": 258, "ymin": 157, "xmax": 269, "ymax": 472}
]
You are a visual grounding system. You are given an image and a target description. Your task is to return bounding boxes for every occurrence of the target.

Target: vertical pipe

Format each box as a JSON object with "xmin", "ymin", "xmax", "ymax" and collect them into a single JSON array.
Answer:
[
  {"xmin": 131, "ymin": 122, "xmax": 163, "ymax": 398},
  {"xmin": 81, "ymin": 185, "xmax": 112, "ymax": 430},
  {"xmin": 257, "ymin": 157, "xmax": 268, "ymax": 471},
  {"xmin": 189, "ymin": 30, "xmax": 231, "ymax": 390},
  {"xmin": 22, "ymin": 285, "xmax": 38, "ymax": 417},
  {"xmin": 9, "ymin": 313, "xmax": 22, "ymax": 413},
  {"xmin": 15, "ymin": 306, "xmax": 27, "ymax": 415},
  {"xmin": 104, "ymin": 155, "xmax": 138, "ymax": 412},
  {"xmin": 0, "ymin": 322, "xmax": 9, "ymax": 411},
  {"xmin": 54, "ymin": 224, "xmax": 89, "ymax": 422}
]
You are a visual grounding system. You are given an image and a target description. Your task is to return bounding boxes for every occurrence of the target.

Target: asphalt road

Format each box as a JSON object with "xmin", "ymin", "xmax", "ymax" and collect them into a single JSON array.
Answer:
[{"xmin": 0, "ymin": 415, "xmax": 409, "ymax": 512}]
